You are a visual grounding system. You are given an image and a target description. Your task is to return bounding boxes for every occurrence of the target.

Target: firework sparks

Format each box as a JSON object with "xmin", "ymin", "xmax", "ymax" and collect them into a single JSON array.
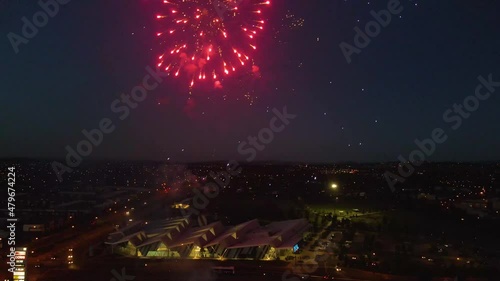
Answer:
[{"xmin": 156, "ymin": 0, "xmax": 270, "ymax": 88}]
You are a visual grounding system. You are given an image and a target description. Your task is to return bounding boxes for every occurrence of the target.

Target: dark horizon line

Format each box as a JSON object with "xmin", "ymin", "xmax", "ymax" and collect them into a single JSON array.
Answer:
[{"xmin": 1, "ymin": 157, "xmax": 499, "ymax": 165}]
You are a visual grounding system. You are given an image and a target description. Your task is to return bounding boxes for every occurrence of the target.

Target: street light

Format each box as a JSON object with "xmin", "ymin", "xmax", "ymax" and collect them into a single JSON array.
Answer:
[{"xmin": 331, "ymin": 183, "xmax": 338, "ymax": 189}]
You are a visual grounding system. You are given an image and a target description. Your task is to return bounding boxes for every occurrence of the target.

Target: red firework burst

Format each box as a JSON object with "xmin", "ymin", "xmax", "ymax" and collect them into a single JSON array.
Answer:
[{"xmin": 155, "ymin": 0, "xmax": 270, "ymax": 88}]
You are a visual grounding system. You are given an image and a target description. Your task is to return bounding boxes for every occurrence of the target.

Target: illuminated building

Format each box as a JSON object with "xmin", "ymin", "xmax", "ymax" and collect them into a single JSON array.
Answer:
[
  {"xmin": 105, "ymin": 217, "xmax": 310, "ymax": 260},
  {"xmin": 13, "ymin": 247, "xmax": 27, "ymax": 281}
]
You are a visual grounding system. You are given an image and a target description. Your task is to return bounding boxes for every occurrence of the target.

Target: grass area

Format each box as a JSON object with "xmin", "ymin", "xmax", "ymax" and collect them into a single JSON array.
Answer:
[
  {"xmin": 307, "ymin": 199, "xmax": 387, "ymax": 213},
  {"xmin": 349, "ymin": 213, "xmax": 385, "ymax": 225}
]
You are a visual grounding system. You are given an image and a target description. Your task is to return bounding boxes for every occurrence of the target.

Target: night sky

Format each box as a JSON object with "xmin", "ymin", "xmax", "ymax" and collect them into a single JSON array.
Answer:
[{"xmin": 1, "ymin": 0, "xmax": 500, "ymax": 163}]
